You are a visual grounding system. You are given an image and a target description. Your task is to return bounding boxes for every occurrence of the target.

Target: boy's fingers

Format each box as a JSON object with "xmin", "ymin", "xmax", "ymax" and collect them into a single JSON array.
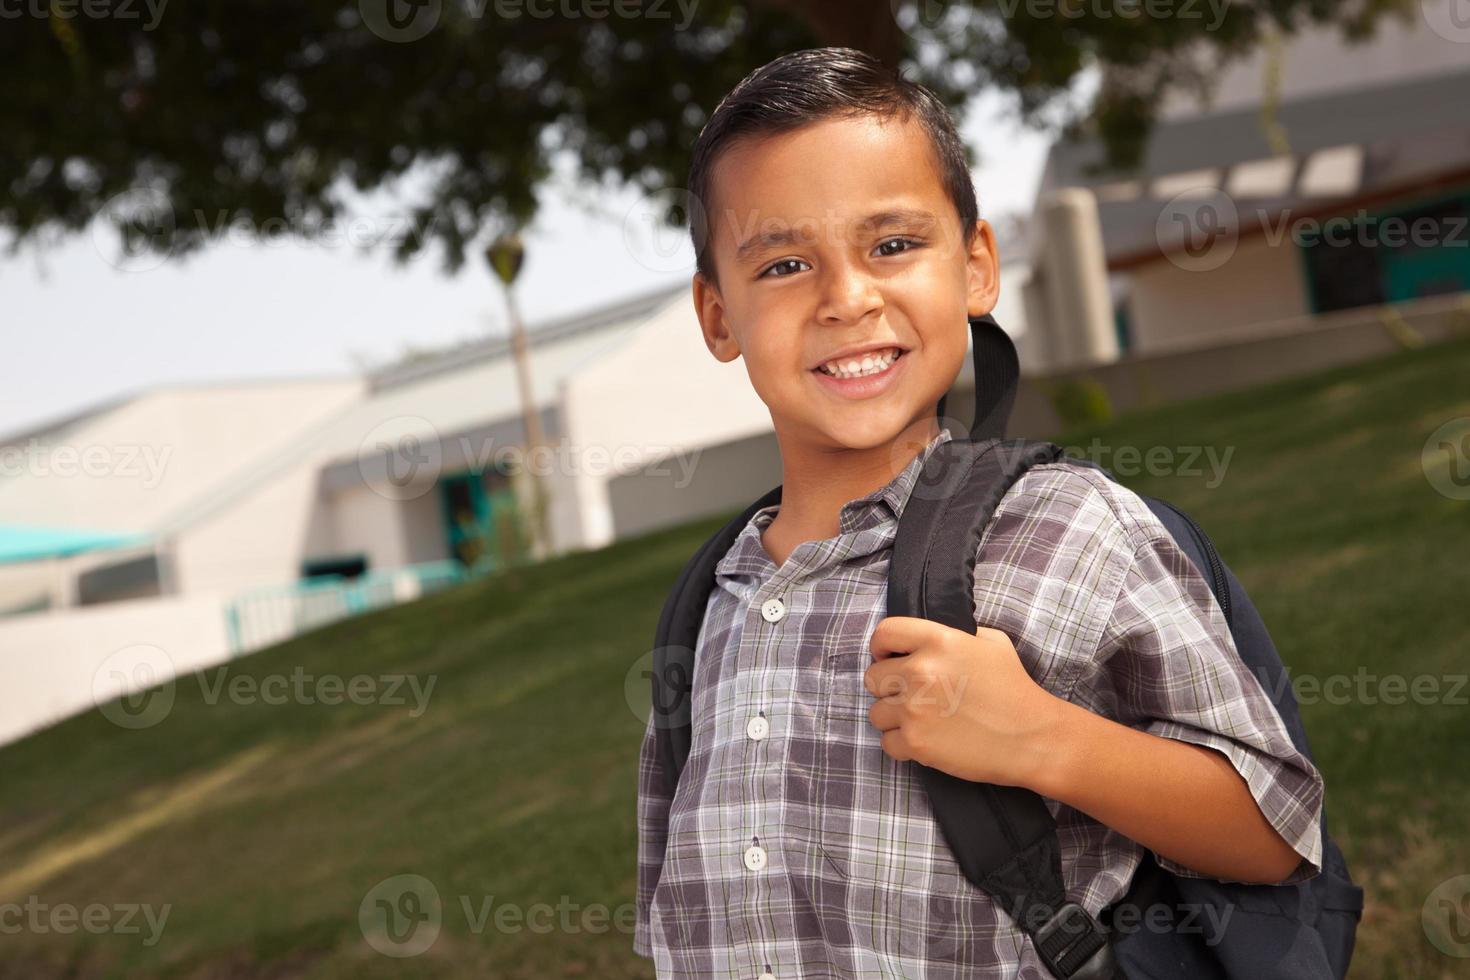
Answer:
[
  {"xmin": 867, "ymin": 697, "xmax": 900, "ymax": 732},
  {"xmin": 863, "ymin": 659, "xmax": 908, "ymax": 699},
  {"xmin": 879, "ymin": 727, "xmax": 915, "ymax": 763},
  {"xmin": 869, "ymin": 615, "xmax": 940, "ymax": 660}
]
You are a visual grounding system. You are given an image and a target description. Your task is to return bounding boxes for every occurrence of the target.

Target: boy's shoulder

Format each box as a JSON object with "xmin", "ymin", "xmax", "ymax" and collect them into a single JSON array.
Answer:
[
  {"xmin": 968, "ymin": 453, "xmax": 1236, "ymax": 696},
  {"xmin": 984, "ymin": 455, "xmax": 1175, "ymax": 558}
]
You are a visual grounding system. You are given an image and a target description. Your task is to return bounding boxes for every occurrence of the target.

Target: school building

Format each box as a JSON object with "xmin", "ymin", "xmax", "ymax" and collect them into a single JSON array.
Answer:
[
  {"xmin": 1020, "ymin": 2, "xmax": 1470, "ymax": 373},
  {"xmin": 2, "ymin": 2, "xmax": 1467, "ymax": 745}
]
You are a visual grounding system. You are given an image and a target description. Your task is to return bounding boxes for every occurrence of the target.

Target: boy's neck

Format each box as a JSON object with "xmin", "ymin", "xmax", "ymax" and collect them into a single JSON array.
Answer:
[{"xmin": 761, "ymin": 415, "xmax": 943, "ymax": 566}]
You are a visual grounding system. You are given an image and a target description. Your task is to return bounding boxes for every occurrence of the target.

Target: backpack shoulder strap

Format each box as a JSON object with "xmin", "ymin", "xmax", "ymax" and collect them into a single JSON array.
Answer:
[
  {"xmin": 891, "ymin": 436, "xmax": 1117, "ymax": 980},
  {"xmin": 969, "ymin": 313, "xmax": 1021, "ymax": 441},
  {"xmin": 651, "ymin": 484, "xmax": 782, "ymax": 797}
]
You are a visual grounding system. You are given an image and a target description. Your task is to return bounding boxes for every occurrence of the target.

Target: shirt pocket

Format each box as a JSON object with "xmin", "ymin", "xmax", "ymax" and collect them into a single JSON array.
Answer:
[
  {"xmin": 820, "ymin": 637, "xmax": 875, "ymax": 724},
  {"xmin": 814, "ymin": 643, "xmax": 971, "ymax": 899},
  {"xmin": 809, "ymin": 654, "xmax": 984, "ymax": 966}
]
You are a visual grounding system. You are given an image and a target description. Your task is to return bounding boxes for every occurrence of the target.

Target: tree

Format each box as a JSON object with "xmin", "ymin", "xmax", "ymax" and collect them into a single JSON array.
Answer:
[{"xmin": 1, "ymin": 0, "xmax": 1408, "ymax": 270}]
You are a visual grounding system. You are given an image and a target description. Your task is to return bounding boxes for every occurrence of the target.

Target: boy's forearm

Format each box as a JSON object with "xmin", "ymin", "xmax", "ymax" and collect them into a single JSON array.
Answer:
[{"xmin": 1028, "ymin": 697, "xmax": 1304, "ymax": 884}]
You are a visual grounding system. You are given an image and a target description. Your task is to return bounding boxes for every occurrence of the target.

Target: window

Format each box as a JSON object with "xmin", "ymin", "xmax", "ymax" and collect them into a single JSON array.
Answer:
[{"xmin": 302, "ymin": 554, "xmax": 368, "ymax": 580}]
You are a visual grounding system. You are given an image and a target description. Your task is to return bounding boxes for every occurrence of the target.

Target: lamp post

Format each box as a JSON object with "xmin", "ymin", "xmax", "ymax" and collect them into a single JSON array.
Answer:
[{"xmin": 486, "ymin": 232, "xmax": 550, "ymax": 562}]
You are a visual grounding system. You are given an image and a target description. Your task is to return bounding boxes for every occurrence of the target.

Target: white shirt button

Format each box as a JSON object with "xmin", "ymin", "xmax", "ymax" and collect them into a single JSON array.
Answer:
[
  {"xmin": 758, "ymin": 973, "xmax": 776, "ymax": 980},
  {"xmin": 746, "ymin": 715, "xmax": 769, "ymax": 741},
  {"xmin": 760, "ymin": 597, "xmax": 786, "ymax": 623},
  {"xmin": 743, "ymin": 844, "xmax": 767, "ymax": 871}
]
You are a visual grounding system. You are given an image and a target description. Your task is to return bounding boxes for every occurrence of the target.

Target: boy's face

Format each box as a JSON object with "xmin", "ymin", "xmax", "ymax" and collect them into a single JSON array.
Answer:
[{"xmin": 693, "ymin": 111, "xmax": 998, "ymax": 452}]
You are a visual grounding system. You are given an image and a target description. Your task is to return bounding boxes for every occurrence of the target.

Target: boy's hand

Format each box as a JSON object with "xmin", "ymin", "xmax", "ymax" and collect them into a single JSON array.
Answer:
[
  {"xmin": 864, "ymin": 616, "xmax": 1309, "ymax": 883},
  {"xmin": 864, "ymin": 615, "xmax": 1066, "ymax": 791}
]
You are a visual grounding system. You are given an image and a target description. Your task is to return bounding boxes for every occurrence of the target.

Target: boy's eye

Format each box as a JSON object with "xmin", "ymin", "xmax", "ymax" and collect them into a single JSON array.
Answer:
[
  {"xmin": 759, "ymin": 258, "xmax": 810, "ymax": 279},
  {"xmin": 875, "ymin": 237, "xmax": 921, "ymax": 257}
]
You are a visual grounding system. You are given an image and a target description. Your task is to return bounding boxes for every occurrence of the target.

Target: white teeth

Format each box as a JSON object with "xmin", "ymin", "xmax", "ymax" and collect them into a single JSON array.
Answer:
[{"xmin": 818, "ymin": 348, "xmax": 902, "ymax": 379}]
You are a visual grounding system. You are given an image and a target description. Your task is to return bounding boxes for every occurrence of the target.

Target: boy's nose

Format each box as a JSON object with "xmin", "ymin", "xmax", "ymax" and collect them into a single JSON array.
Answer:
[{"xmin": 816, "ymin": 264, "xmax": 883, "ymax": 325}]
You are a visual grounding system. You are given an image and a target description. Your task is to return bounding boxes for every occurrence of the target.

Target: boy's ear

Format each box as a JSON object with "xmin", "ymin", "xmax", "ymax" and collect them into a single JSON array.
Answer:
[
  {"xmin": 964, "ymin": 219, "xmax": 1001, "ymax": 319},
  {"xmin": 692, "ymin": 273, "xmax": 741, "ymax": 363}
]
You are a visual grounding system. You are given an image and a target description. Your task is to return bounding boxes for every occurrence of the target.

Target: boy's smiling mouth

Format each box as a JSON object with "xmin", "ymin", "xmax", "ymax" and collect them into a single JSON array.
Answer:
[{"xmin": 811, "ymin": 344, "xmax": 910, "ymax": 399}]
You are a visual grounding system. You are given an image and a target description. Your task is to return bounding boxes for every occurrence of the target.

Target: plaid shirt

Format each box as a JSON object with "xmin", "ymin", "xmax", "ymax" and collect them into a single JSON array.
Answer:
[{"xmin": 634, "ymin": 428, "xmax": 1323, "ymax": 979}]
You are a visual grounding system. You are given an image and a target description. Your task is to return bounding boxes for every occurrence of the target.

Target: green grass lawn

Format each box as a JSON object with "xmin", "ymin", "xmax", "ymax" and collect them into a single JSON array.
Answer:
[{"xmin": 2, "ymin": 338, "xmax": 1467, "ymax": 978}]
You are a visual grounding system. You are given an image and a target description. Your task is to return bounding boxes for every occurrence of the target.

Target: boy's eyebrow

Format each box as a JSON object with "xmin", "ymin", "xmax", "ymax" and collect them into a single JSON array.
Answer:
[
  {"xmin": 734, "ymin": 226, "xmax": 808, "ymax": 264},
  {"xmin": 856, "ymin": 208, "xmax": 941, "ymax": 234},
  {"xmin": 733, "ymin": 208, "xmax": 941, "ymax": 263}
]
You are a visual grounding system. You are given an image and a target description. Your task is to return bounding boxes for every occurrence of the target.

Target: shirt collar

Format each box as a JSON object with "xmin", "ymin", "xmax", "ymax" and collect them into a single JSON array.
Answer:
[
  {"xmin": 714, "ymin": 427, "xmax": 955, "ymax": 581},
  {"xmin": 838, "ymin": 426, "xmax": 955, "ymax": 532}
]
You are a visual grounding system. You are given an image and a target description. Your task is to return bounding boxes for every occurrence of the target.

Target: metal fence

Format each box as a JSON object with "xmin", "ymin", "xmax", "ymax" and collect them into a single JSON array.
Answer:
[{"xmin": 223, "ymin": 559, "xmax": 485, "ymax": 656}]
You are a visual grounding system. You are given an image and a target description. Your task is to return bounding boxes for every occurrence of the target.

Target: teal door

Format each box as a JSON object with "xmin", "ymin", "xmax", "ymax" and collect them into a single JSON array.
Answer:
[
  {"xmin": 440, "ymin": 472, "xmax": 524, "ymax": 568},
  {"xmin": 1380, "ymin": 195, "xmax": 1470, "ymax": 304},
  {"xmin": 1300, "ymin": 191, "xmax": 1470, "ymax": 313},
  {"xmin": 441, "ymin": 473, "xmax": 492, "ymax": 567},
  {"xmin": 1382, "ymin": 241, "xmax": 1470, "ymax": 303}
]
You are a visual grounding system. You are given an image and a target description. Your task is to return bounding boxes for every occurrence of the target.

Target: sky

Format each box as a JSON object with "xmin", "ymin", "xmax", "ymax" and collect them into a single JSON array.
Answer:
[{"xmin": 1, "ymin": 90, "xmax": 1053, "ymax": 440}]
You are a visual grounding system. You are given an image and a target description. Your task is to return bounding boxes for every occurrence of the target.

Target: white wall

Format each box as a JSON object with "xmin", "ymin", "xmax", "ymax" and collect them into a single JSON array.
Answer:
[
  {"xmin": 1159, "ymin": 0, "xmax": 1470, "ymax": 121},
  {"xmin": 559, "ymin": 291, "xmax": 774, "ymax": 550},
  {"xmin": 0, "ymin": 591, "xmax": 231, "ymax": 747},
  {"xmin": 323, "ymin": 482, "xmax": 448, "ymax": 573},
  {"xmin": 1127, "ymin": 234, "xmax": 1311, "ymax": 353},
  {"xmin": 169, "ymin": 461, "xmax": 338, "ymax": 596},
  {"xmin": 0, "ymin": 380, "xmax": 363, "ymax": 535},
  {"xmin": 0, "ymin": 556, "xmax": 68, "ymax": 615}
]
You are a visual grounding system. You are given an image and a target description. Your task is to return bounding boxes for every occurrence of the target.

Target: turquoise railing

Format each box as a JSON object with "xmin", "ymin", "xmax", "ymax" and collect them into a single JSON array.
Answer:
[{"xmin": 224, "ymin": 558, "xmax": 493, "ymax": 656}]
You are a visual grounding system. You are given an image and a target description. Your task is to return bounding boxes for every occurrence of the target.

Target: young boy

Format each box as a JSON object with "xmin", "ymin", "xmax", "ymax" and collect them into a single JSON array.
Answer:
[{"xmin": 635, "ymin": 47, "xmax": 1323, "ymax": 978}]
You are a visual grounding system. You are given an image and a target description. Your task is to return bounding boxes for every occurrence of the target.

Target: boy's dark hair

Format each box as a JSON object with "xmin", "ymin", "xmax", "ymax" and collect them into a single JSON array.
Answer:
[{"xmin": 688, "ymin": 46, "xmax": 979, "ymax": 283}]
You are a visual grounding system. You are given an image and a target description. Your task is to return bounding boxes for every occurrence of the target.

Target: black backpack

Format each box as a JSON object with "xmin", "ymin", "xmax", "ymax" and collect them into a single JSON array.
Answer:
[{"xmin": 648, "ymin": 315, "xmax": 1363, "ymax": 979}]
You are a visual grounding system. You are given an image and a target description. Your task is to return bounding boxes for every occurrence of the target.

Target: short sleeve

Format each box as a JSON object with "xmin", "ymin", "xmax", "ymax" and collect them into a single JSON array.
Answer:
[
  {"xmin": 1091, "ymin": 525, "xmax": 1325, "ymax": 885},
  {"xmin": 634, "ymin": 709, "xmax": 671, "ymax": 958}
]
